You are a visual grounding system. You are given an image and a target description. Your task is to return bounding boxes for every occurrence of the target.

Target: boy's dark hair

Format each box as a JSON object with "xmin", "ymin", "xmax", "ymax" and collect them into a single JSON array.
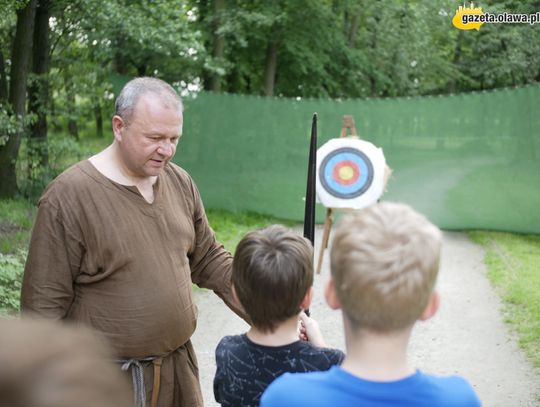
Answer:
[{"xmin": 232, "ymin": 225, "xmax": 313, "ymax": 333}]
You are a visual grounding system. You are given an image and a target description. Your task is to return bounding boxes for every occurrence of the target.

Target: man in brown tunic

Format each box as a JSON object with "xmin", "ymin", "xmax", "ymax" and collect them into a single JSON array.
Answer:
[{"xmin": 21, "ymin": 77, "xmax": 245, "ymax": 407}]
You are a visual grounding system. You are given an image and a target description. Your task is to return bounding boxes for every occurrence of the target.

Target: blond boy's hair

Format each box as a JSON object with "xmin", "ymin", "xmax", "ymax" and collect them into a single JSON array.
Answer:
[{"xmin": 330, "ymin": 202, "xmax": 442, "ymax": 332}]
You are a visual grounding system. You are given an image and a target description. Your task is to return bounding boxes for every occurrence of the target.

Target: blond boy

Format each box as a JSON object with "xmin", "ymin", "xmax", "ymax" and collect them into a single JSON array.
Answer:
[{"xmin": 261, "ymin": 203, "xmax": 481, "ymax": 407}]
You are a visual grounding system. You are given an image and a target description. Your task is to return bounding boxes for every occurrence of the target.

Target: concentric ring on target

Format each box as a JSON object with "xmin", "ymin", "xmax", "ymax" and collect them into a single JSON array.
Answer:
[{"xmin": 319, "ymin": 147, "xmax": 374, "ymax": 199}]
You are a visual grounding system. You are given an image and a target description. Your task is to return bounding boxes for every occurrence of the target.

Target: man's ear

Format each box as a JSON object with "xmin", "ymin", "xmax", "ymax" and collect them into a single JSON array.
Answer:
[
  {"xmin": 324, "ymin": 278, "xmax": 341, "ymax": 310},
  {"xmin": 419, "ymin": 291, "xmax": 440, "ymax": 321},
  {"xmin": 112, "ymin": 115, "xmax": 124, "ymax": 142},
  {"xmin": 300, "ymin": 286, "xmax": 314, "ymax": 310}
]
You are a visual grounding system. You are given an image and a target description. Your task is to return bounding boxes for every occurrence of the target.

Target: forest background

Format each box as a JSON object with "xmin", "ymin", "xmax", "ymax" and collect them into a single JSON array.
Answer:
[{"xmin": 1, "ymin": 0, "xmax": 539, "ymax": 199}]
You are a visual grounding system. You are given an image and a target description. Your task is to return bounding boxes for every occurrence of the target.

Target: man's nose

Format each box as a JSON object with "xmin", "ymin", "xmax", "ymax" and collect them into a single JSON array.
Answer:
[{"xmin": 157, "ymin": 141, "xmax": 175, "ymax": 157}]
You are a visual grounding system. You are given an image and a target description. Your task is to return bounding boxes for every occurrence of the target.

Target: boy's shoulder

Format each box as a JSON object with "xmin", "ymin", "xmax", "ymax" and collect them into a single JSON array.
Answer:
[
  {"xmin": 216, "ymin": 334, "xmax": 245, "ymax": 348},
  {"xmin": 292, "ymin": 340, "xmax": 345, "ymax": 367},
  {"xmin": 420, "ymin": 373, "xmax": 481, "ymax": 405},
  {"xmin": 261, "ymin": 368, "xmax": 481, "ymax": 407},
  {"xmin": 216, "ymin": 334, "xmax": 344, "ymax": 369},
  {"xmin": 215, "ymin": 334, "xmax": 247, "ymax": 359}
]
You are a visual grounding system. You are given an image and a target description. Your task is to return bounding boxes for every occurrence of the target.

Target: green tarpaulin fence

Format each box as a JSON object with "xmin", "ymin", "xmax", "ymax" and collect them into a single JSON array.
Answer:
[{"xmin": 174, "ymin": 85, "xmax": 540, "ymax": 233}]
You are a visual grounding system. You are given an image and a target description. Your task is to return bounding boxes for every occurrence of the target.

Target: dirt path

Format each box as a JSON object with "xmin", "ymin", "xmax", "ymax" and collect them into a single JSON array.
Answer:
[{"xmin": 192, "ymin": 227, "xmax": 540, "ymax": 406}]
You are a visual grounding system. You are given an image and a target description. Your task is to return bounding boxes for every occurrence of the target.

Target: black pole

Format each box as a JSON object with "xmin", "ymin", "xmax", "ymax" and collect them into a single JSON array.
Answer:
[
  {"xmin": 303, "ymin": 113, "xmax": 317, "ymax": 318},
  {"xmin": 303, "ymin": 113, "xmax": 317, "ymax": 246}
]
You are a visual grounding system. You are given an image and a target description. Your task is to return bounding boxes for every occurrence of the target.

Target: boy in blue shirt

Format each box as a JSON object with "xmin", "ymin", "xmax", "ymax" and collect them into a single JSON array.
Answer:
[
  {"xmin": 213, "ymin": 225, "xmax": 344, "ymax": 407},
  {"xmin": 261, "ymin": 203, "xmax": 481, "ymax": 407}
]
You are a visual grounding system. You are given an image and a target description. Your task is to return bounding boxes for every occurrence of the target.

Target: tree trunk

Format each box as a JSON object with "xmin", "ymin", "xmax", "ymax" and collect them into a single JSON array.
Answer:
[
  {"xmin": 0, "ymin": 50, "xmax": 7, "ymax": 102},
  {"xmin": 28, "ymin": 0, "xmax": 51, "ymax": 170},
  {"xmin": 263, "ymin": 39, "xmax": 278, "ymax": 96},
  {"xmin": 345, "ymin": 14, "xmax": 359, "ymax": 48},
  {"xmin": 94, "ymin": 101, "xmax": 103, "ymax": 138},
  {"xmin": 136, "ymin": 62, "xmax": 147, "ymax": 77},
  {"xmin": 369, "ymin": 16, "xmax": 379, "ymax": 98},
  {"xmin": 447, "ymin": 30, "xmax": 463, "ymax": 94},
  {"xmin": 64, "ymin": 73, "xmax": 79, "ymax": 139},
  {"xmin": 114, "ymin": 35, "xmax": 128, "ymax": 75},
  {"xmin": 0, "ymin": 0, "xmax": 37, "ymax": 198},
  {"xmin": 209, "ymin": 0, "xmax": 225, "ymax": 92}
]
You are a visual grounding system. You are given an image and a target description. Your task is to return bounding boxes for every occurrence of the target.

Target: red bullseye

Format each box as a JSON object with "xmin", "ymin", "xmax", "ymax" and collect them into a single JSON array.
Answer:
[{"xmin": 332, "ymin": 160, "xmax": 360, "ymax": 186}]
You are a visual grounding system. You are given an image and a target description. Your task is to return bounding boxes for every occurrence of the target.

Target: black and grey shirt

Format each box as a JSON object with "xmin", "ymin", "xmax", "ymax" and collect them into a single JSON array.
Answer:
[{"xmin": 214, "ymin": 334, "xmax": 344, "ymax": 407}]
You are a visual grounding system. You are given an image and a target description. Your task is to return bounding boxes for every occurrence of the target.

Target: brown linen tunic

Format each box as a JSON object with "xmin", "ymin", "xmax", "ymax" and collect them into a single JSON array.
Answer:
[{"xmin": 21, "ymin": 160, "xmax": 243, "ymax": 406}]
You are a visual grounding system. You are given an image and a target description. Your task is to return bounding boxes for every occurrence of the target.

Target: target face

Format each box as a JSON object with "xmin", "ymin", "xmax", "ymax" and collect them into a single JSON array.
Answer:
[
  {"xmin": 319, "ymin": 147, "xmax": 373, "ymax": 199},
  {"xmin": 316, "ymin": 138, "xmax": 386, "ymax": 209}
]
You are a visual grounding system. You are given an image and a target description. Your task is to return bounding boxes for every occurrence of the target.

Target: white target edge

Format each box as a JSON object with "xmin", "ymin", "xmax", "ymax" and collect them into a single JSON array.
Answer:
[{"xmin": 316, "ymin": 138, "xmax": 386, "ymax": 209}]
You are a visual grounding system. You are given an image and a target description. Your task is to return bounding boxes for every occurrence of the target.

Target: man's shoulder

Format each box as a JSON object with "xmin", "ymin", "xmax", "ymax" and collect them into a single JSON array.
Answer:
[
  {"xmin": 163, "ymin": 162, "xmax": 192, "ymax": 182},
  {"xmin": 40, "ymin": 161, "xmax": 96, "ymax": 203},
  {"xmin": 50, "ymin": 160, "xmax": 90, "ymax": 184},
  {"xmin": 161, "ymin": 162, "xmax": 199, "ymax": 196}
]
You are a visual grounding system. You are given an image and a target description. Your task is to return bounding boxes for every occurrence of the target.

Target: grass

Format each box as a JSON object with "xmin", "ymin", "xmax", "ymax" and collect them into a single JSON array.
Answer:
[
  {"xmin": 0, "ymin": 199, "xmax": 35, "ymax": 255},
  {"xmin": 469, "ymin": 231, "xmax": 540, "ymax": 369},
  {"xmin": 207, "ymin": 208, "xmax": 295, "ymax": 253}
]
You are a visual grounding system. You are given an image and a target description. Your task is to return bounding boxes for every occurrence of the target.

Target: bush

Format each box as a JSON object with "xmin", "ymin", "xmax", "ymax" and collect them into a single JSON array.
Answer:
[{"xmin": 0, "ymin": 251, "xmax": 25, "ymax": 315}]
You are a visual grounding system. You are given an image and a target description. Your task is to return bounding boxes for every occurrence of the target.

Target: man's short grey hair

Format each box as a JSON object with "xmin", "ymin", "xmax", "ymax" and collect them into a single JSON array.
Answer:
[{"xmin": 115, "ymin": 77, "xmax": 183, "ymax": 125}]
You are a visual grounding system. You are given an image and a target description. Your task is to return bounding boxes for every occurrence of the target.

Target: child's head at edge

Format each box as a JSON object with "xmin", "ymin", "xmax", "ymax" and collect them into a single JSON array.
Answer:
[
  {"xmin": 329, "ymin": 202, "xmax": 442, "ymax": 335},
  {"xmin": 233, "ymin": 225, "xmax": 313, "ymax": 333}
]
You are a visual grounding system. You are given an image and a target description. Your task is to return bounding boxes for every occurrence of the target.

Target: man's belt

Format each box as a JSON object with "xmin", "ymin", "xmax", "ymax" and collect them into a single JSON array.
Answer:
[{"xmin": 118, "ymin": 355, "xmax": 163, "ymax": 407}]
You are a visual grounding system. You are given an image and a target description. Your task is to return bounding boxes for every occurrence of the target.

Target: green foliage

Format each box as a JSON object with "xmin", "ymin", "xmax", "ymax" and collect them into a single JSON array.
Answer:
[
  {"xmin": 0, "ymin": 251, "xmax": 25, "ymax": 315},
  {"xmin": 469, "ymin": 231, "xmax": 540, "ymax": 368},
  {"xmin": 0, "ymin": 104, "xmax": 26, "ymax": 145},
  {"xmin": 192, "ymin": 0, "xmax": 540, "ymax": 97},
  {"xmin": 16, "ymin": 132, "xmax": 109, "ymax": 200},
  {"xmin": 0, "ymin": 199, "xmax": 35, "ymax": 254}
]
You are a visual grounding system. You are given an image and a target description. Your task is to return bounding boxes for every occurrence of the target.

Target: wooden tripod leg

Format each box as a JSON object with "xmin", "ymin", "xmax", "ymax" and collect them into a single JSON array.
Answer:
[{"xmin": 316, "ymin": 208, "xmax": 333, "ymax": 274}]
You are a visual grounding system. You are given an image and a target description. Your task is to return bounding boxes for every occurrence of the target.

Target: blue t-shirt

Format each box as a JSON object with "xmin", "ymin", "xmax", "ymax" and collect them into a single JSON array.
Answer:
[
  {"xmin": 261, "ymin": 366, "xmax": 481, "ymax": 407},
  {"xmin": 214, "ymin": 334, "xmax": 344, "ymax": 407}
]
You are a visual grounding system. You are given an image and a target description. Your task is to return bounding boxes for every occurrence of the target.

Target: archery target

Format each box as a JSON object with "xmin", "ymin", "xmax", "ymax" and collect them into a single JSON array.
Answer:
[{"xmin": 316, "ymin": 138, "xmax": 386, "ymax": 209}]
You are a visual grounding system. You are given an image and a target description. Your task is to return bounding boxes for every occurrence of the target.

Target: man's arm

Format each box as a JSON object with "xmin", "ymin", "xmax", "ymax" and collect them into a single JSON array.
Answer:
[
  {"xmin": 186, "ymin": 179, "xmax": 248, "ymax": 322},
  {"xmin": 21, "ymin": 200, "xmax": 79, "ymax": 318}
]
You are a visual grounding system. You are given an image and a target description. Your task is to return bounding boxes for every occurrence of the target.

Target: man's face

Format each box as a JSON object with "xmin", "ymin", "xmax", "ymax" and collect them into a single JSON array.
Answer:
[{"xmin": 113, "ymin": 93, "xmax": 183, "ymax": 179}]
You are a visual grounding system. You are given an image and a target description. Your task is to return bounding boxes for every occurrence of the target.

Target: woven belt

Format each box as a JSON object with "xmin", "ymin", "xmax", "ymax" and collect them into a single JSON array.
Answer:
[{"xmin": 118, "ymin": 356, "xmax": 163, "ymax": 407}]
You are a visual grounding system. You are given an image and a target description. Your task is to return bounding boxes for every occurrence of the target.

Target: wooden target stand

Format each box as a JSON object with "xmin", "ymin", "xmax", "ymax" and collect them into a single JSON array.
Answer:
[{"xmin": 316, "ymin": 115, "xmax": 359, "ymax": 274}]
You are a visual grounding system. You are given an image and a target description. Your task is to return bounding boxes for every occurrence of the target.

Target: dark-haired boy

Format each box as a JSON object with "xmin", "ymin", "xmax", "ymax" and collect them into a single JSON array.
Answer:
[{"xmin": 213, "ymin": 225, "xmax": 344, "ymax": 407}]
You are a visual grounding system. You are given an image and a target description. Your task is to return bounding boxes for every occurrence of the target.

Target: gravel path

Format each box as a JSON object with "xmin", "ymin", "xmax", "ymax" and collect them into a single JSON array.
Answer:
[{"xmin": 192, "ymin": 227, "xmax": 540, "ymax": 406}]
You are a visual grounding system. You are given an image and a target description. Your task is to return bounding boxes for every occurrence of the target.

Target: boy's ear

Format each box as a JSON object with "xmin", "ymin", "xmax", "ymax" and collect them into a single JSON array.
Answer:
[
  {"xmin": 419, "ymin": 291, "xmax": 440, "ymax": 321},
  {"xmin": 300, "ymin": 286, "xmax": 314, "ymax": 310},
  {"xmin": 231, "ymin": 284, "xmax": 241, "ymax": 307},
  {"xmin": 324, "ymin": 278, "xmax": 341, "ymax": 310}
]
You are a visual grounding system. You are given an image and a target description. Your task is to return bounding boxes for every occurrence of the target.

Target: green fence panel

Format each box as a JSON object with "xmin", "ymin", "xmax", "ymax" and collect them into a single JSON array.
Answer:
[{"xmin": 175, "ymin": 85, "xmax": 540, "ymax": 233}]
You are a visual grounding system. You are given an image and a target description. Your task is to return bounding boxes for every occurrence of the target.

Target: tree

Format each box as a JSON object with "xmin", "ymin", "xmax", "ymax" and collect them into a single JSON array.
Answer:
[
  {"xmin": 0, "ymin": 0, "xmax": 37, "ymax": 198},
  {"xmin": 28, "ymin": 0, "xmax": 52, "ymax": 172}
]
